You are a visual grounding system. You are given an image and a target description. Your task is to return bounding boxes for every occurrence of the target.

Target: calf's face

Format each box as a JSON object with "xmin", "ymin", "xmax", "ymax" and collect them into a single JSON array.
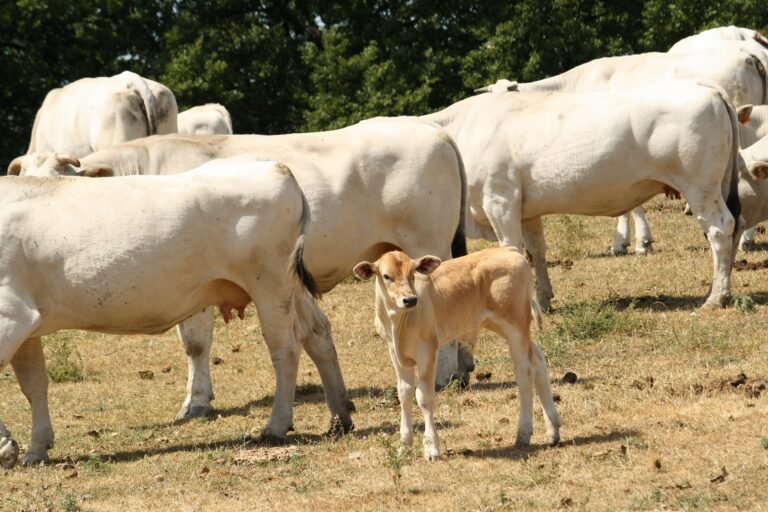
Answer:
[
  {"xmin": 353, "ymin": 251, "xmax": 442, "ymax": 310},
  {"xmin": 6, "ymin": 153, "xmax": 113, "ymax": 177}
]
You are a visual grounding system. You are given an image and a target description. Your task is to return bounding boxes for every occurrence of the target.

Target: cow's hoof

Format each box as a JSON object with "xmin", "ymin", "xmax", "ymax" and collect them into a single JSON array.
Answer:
[
  {"xmin": 635, "ymin": 241, "xmax": 653, "ymax": 255},
  {"xmin": 739, "ymin": 241, "xmax": 756, "ymax": 252},
  {"xmin": 326, "ymin": 414, "xmax": 354, "ymax": 437},
  {"xmin": 701, "ymin": 299, "xmax": 726, "ymax": 310},
  {"xmin": 0, "ymin": 437, "xmax": 19, "ymax": 469},
  {"xmin": 435, "ymin": 371, "xmax": 470, "ymax": 391},
  {"xmin": 259, "ymin": 430, "xmax": 290, "ymax": 446},
  {"xmin": 610, "ymin": 245, "xmax": 629, "ymax": 256},
  {"xmin": 548, "ymin": 432, "xmax": 561, "ymax": 447},
  {"xmin": 20, "ymin": 451, "xmax": 50, "ymax": 467},
  {"xmin": 174, "ymin": 403, "xmax": 214, "ymax": 422},
  {"xmin": 423, "ymin": 449, "xmax": 440, "ymax": 461}
]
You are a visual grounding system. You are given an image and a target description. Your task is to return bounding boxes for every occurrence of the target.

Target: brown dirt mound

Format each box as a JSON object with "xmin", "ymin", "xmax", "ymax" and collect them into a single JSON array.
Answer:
[{"xmin": 733, "ymin": 259, "xmax": 768, "ymax": 271}]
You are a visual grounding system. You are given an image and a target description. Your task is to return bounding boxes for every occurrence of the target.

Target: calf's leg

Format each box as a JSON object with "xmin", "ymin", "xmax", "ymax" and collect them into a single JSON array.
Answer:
[
  {"xmin": 415, "ymin": 343, "xmax": 440, "ymax": 460},
  {"xmin": 175, "ymin": 307, "xmax": 216, "ymax": 421},
  {"xmin": 496, "ymin": 322, "xmax": 535, "ymax": 446},
  {"xmin": 388, "ymin": 344, "xmax": 416, "ymax": 448},
  {"xmin": 531, "ymin": 343, "xmax": 560, "ymax": 445}
]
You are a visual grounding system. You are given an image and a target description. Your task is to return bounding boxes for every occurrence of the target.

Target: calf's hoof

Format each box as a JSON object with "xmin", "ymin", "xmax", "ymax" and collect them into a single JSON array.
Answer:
[
  {"xmin": 548, "ymin": 431, "xmax": 561, "ymax": 446},
  {"xmin": 635, "ymin": 241, "xmax": 653, "ymax": 255},
  {"xmin": 0, "ymin": 437, "xmax": 19, "ymax": 469},
  {"xmin": 423, "ymin": 448, "xmax": 440, "ymax": 461}
]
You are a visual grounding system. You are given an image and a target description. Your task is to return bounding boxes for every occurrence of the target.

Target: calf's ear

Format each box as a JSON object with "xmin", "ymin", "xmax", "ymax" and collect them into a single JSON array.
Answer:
[
  {"xmin": 353, "ymin": 261, "xmax": 377, "ymax": 280},
  {"xmin": 414, "ymin": 255, "xmax": 442, "ymax": 274},
  {"xmin": 79, "ymin": 165, "xmax": 114, "ymax": 178},
  {"xmin": 737, "ymin": 105, "xmax": 753, "ymax": 124}
]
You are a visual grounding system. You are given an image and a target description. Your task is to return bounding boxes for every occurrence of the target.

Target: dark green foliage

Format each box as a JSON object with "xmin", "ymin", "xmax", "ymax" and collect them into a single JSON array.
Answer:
[{"xmin": 2, "ymin": 0, "xmax": 767, "ymax": 172}]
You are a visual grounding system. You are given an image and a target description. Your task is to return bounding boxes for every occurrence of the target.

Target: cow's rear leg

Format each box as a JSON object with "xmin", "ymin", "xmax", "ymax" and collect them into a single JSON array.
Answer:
[
  {"xmin": 294, "ymin": 292, "xmax": 354, "ymax": 434},
  {"xmin": 739, "ymin": 226, "xmax": 755, "ymax": 252},
  {"xmin": 611, "ymin": 213, "xmax": 631, "ymax": 255},
  {"xmin": 630, "ymin": 206, "xmax": 653, "ymax": 255},
  {"xmin": 0, "ymin": 293, "xmax": 42, "ymax": 469},
  {"xmin": 522, "ymin": 217, "xmax": 554, "ymax": 311},
  {"xmin": 688, "ymin": 196, "xmax": 736, "ymax": 308},
  {"xmin": 175, "ymin": 308, "xmax": 215, "ymax": 421},
  {"xmin": 251, "ymin": 286, "xmax": 302, "ymax": 441}
]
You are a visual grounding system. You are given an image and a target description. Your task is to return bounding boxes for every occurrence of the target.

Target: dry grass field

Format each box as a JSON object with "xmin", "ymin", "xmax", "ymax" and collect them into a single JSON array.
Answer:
[{"xmin": 2, "ymin": 196, "xmax": 768, "ymax": 511}]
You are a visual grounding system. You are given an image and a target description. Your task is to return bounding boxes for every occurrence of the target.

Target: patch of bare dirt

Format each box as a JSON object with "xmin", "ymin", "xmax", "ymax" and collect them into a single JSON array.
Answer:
[
  {"xmin": 231, "ymin": 446, "xmax": 301, "ymax": 465},
  {"xmin": 670, "ymin": 372, "xmax": 766, "ymax": 398},
  {"xmin": 733, "ymin": 258, "xmax": 768, "ymax": 271}
]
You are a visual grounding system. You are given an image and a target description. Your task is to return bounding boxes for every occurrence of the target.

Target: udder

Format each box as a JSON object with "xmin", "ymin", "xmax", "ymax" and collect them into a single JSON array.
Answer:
[{"xmin": 211, "ymin": 279, "xmax": 252, "ymax": 324}]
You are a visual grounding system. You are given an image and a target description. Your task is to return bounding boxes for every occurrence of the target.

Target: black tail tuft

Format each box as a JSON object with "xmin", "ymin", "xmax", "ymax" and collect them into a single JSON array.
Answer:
[
  {"xmin": 289, "ymin": 235, "xmax": 321, "ymax": 299},
  {"xmin": 451, "ymin": 225, "xmax": 468, "ymax": 258}
]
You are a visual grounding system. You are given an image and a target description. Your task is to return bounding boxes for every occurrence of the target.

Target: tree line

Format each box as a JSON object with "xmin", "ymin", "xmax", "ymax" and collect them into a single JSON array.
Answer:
[{"xmin": 2, "ymin": 0, "xmax": 767, "ymax": 170}]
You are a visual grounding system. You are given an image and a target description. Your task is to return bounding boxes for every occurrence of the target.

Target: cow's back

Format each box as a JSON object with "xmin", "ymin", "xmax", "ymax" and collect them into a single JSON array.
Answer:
[{"xmin": 0, "ymin": 165, "xmax": 302, "ymax": 335}]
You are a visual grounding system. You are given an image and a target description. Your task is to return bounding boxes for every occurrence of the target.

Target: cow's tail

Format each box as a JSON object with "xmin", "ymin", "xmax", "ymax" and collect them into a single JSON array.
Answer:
[
  {"xmin": 443, "ymin": 133, "xmax": 468, "ymax": 258},
  {"xmin": 124, "ymin": 72, "xmax": 158, "ymax": 136},
  {"xmin": 288, "ymin": 185, "xmax": 321, "ymax": 299},
  {"xmin": 710, "ymin": 84, "xmax": 743, "ymax": 235}
]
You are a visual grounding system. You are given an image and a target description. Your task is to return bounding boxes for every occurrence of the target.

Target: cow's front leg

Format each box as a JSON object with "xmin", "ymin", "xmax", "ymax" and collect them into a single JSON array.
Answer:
[
  {"xmin": 175, "ymin": 308, "xmax": 216, "ymax": 421},
  {"xmin": 294, "ymin": 292, "xmax": 354, "ymax": 435},
  {"xmin": 522, "ymin": 217, "xmax": 554, "ymax": 311},
  {"xmin": 12, "ymin": 337, "xmax": 54, "ymax": 466}
]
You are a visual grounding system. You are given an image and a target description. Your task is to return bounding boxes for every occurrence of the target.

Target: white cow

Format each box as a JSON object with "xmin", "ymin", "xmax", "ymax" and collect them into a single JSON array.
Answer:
[
  {"xmin": 9, "ymin": 118, "xmax": 471, "ymax": 394},
  {"xmin": 353, "ymin": 248, "xmax": 560, "ymax": 460},
  {"xmin": 422, "ymin": 81, "xmax": 757, "ymax": 310},
  {"xmin": 177, "ymin": 103, "xmax": 233, "ymax": 135},
  {"xmin": 26, "ymin": 71, "xmax": 178, "ymax": 157},
  {"xmin": 670, "ymin": 26, "xmax": 768, "ymax": 55},
  {"xmin": 479, "ymin": 44, "xmax": 767, "ymax": 256},
  {"xmin": 0, "ymin": 155, "xmax": 316, "ymax": 469}
]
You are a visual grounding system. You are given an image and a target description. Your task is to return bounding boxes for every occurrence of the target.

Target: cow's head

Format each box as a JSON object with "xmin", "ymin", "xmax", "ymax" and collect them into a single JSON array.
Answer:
[
  {"xmin": 6, "ymin": 153, "xmax": 113, "ymax": 177},
  {"xmin": 474, "ymin": 79, "xmax": 519, "ymax": 94},
  {"xmin": 353, "ymin": 251, "xmax": 441, "ymax": 310},
  {"xmin": 741, "ymin": 135, "xmax": 768, "ymax": 179}
]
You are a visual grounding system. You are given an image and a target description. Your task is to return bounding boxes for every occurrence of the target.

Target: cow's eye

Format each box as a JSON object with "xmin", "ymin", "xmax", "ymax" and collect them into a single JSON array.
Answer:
[{"xmin": 382, "ymin": 273, "xmax": 392, "ymax": 282}]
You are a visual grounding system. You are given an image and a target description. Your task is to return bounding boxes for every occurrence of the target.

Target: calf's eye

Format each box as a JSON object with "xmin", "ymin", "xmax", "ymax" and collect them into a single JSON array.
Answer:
[{"xmin": 382, "ymin": 274, "xmax": 392, "ymax": 281}]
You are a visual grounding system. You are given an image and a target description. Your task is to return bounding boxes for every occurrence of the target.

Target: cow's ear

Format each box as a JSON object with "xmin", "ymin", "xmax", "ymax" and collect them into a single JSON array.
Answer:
[
  {"xmin": 750, "ymin": 161, "xmax": 768, "ymax": 179},
  {"xmin": 7, "ymin": 156, "xmax": 23, "ymax": 175},
  {"xmin": 353, "ymin": 261, "xmax": 377, "ymax": 280},
  {"xmin": 414, "ymin": 255, "xmax": 442, "ymax": 275},
  {"xmin": 54, "ymin": 153, "xmax": 80, "ymax": 168},
  {"xmin": 738, "ymin": 105, "xmax": 753, "ymax": 124},
  {"xmin": 79, "ymin": 165, "xmax": 114, "ymax": 178}
]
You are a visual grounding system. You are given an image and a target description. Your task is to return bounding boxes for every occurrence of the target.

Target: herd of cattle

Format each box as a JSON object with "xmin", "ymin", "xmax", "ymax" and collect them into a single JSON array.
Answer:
[{"xmin": 1, "ymin": 25, "xmax": 768, "ymax": 469}]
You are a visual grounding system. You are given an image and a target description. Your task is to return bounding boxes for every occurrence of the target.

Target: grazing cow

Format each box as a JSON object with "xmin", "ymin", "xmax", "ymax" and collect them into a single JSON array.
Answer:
[
  {"xmin": 8, "ymin": 118, "xmax": 471, "ymax": 399},
  {"xmin": 422, "ymin": 81, "xmax": 749, "ymax": 310},
  {"xmin": 478, "ymin": 45, "xmax": 767, "ymax": 256},
  {"xmin": 26, "ymin": 71, "xmax": 178, "ymax": 158},
  {"xmin": 353, "ymin": 248, "xmax": 560, "ymax": 460},
  {"xmin": 0, "ymin": 155, "xmax": 316, "ymax": 469},
  {"xmin": 177, "ymin": 103, "xmax": 233, "ymax": 135}
]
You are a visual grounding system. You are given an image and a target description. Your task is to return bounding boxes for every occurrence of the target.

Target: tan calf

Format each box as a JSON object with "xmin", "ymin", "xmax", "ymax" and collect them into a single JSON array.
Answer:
[{"xmin": 353, "ymin": 247, "xmax": 560, "ymax": 460}]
